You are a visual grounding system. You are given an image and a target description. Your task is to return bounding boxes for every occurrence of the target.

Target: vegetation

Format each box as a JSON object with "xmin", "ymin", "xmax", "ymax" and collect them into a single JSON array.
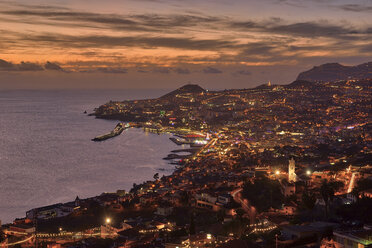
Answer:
[
  {"xmin": 336, "ymin": 197, "xmax": 372, "ymax": 223},
  {"xmin": 319, "ymin": 179, "xmax": 344, "ymax": 218},
  {"xmin": 242, "ymin": 176, "xmax": 284, "ymax": 212},
  {"xmin": 353, "ymin": 178, "xmax": 372, "ymax": 196},
  {"xmin": 153, "ymin": 173, "xmax": 159, "ymax": 181},
  {"xmin": 189, "ymin": 212, "xmax": 196, "ymax": 235},
  {"xmin": 301, "ymin": 190, "xmax": 316, "ymax": 211},
  {"xmin": 0, "ymin": 230, "xmax": 5, "ymax": 243},
  {"xmin": 222, "ymin": 219, "xmax": 248, "ymax": 238}
]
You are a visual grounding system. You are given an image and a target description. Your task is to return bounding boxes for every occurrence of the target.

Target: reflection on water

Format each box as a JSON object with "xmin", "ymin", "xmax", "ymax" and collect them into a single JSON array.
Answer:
[{"xmin": 0, "ymin": 89, "xmax": 177, "ymax": 223}]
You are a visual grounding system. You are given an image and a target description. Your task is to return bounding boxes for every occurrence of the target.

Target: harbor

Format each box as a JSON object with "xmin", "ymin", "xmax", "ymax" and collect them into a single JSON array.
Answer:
[{"xmin": 91, "ymin": 120, "xmax": 211, "ymax": 165}]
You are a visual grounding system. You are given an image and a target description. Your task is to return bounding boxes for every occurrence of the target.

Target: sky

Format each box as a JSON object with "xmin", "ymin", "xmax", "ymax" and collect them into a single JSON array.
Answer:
[{"xmin": 0, "ymin": 0, "xmax": 371, "ymax": 90}]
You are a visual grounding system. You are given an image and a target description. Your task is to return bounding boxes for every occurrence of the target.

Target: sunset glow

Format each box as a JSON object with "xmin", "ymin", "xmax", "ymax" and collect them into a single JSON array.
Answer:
[{"xmin": 0, "ymin": 0, "xmax": 371, "ymax": 89}]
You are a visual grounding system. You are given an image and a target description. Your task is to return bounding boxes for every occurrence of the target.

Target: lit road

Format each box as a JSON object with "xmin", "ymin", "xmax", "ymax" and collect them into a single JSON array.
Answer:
[
  {"xmin": 1, "ymin": 229, "xmax": 116, "ymax": 247},
  {"xmin": 1, "ymin": 235, "xmax": 34, "ymax": 247},
  {"xmin": 231, "ymin": 188, "xmax": 256, "ymax": 223},
  {"xmin": 347, "ymin": 172, "xmax": 356, "ymax": 193}
]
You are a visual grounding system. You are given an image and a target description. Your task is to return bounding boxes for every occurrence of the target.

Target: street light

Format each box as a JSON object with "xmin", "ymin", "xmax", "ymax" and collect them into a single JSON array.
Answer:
[
  {"xmin": 275, "ymin": 170, "xmax": 280, "ymax": 175},
  {"xmin": 306, "ymin": 170, "xmax": 311, "ymax": 176},
  {"xmin": 105, "ymin": 217, "xmax": 111, "ymax": 225},
  {"xmin": 275, "ymin": 234, "xmax": 278, "ymax": 248}
]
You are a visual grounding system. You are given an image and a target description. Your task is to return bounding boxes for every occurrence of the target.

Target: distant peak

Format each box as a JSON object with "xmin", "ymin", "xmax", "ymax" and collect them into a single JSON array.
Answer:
[
  {"xmin": 160, "ymin": 83, "xmax": 206, "ymax": 99},
  {"xmin": 178, "ymin": 84, "xmax": 205, "ymax": 91},
  {"xmin": 297, "ymin": 61, "xmax": 372, "ymax": 82},
  {"xmin": 319, "ymin": 62, "xmax": 342, "ymax": 66},
  {"xmin": 287, "ymin": 80, "xmax": 314, "ymax": 88}
]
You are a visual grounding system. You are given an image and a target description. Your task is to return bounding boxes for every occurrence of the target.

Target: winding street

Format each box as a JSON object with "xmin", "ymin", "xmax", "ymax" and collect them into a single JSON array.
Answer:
[{"xmin": 231, "ymin": 188, "xmax": 257, "ymax": 223}]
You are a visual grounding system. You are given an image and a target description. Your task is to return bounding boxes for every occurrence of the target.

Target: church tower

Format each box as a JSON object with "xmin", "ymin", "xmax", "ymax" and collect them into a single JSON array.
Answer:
[
  {"xmin": 288, "ymin": 158, "xmax": 296, "ymax": 182},
  {"xmin": 75, "ymin": 196, "xmax": 80, "ymax": 207}
]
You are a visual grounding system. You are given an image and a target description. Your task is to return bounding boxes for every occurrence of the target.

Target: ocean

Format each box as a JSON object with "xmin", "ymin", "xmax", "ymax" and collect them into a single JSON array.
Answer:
[{"xmin": 0, "ymin": 89, "xmax": 178, "ymax": 223}]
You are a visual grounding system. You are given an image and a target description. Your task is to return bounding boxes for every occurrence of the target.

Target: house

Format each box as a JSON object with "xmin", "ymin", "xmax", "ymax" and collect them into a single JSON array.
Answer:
[
  {"xmin": 195, "ymin": 192, "xmax": 217, "ymax": 204},
  {"xmin": 333, "ymin": 229, "xmax": 372, "ymax": 248},
  {"xmin": 217, "ymin": 194, "xmax": 231, "ymax": 205},
  {"xmin": 281, "ymin": 222, "xmax": 338, "ymax": 241},
  {"xmin": 121, "ymin": 222, "xmax": 133, "ymax": 231},
  {"xmin": 281, "ymin": 180, "xmax": 296, "ymax": 197},
  {"xmin": 183, "ymin": 233, "xmax": 215, "ymax": 248},
  {"xmin": 95, "ymin": 193, "xmax": 119, "ymax": 206},
  {"xmin": 218, "ymin": 239, "xmax": 258, "ymax": 248},
  {"xmin": 360, "ymin": 189, "xmax": 372, "ymax": 198},
  {"xmin": 281, "ymin": 203, "xmax": 297, "ymax": 216},
  {"xmin": 62, "ymin": 197, "xmax": 81, "ymax": 213},
  {"xmin": 196, "ymin": 199, "xmax": 221, "ymax": 211},
  {"xmin": 139, "ymin": 194, "xmax": 155, "ymax": 205},
  {"xmin": 165, "ymin": 243, "xmax": 187, "ymax": 248},
  {"xmin": 26, "ymin": 203, "xmax": 72, "ymax": 220},
  {"xmin": 6, "ymin": 223, "xmax": 35, "ymax": 236},
  {"xmin": 47, "ymin": 244, "xmax": 62, "ymax": 248},
  {"xmin": 155, "ymin": 206, "xmax": 173, "ymax": 216},
  {"xmin": 194, "ymin": 192, "xmax": 221, "ymax": 211}
]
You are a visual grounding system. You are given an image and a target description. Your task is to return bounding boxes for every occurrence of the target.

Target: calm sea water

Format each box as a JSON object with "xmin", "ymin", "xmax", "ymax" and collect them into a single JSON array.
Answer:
[{"xmin": 0, "ymin": 89, "xmax": 178, "ymax": 223}]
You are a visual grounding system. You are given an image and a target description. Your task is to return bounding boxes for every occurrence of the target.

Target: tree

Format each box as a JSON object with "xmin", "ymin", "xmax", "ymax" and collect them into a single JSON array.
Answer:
[
  {"xmin": 353, "ymin": 178, "xmax": 372, "ymax": 198},
  {"xmin": 328, "ymin": 181, "xmax": 344, "ymax": 201},
  {"xmin": 0, "ymin": 230, "xmax": 5, "ymax": 243},
  {"xmin": 302, "ymin": 191, "xmax": 316, "ymax": 211},
  {"xmin": 153, "ymin": 173, "xmax": 159, "ymax": 181},
  {"xmin": 319, "ymin": 179, "xmax": 343, "ymax": 218},
  {"xmin": 236, "ymin": 208, "xmax": 245, "ymax": 221},
  {"xmin": 217, "ymin": 209, "xmax": 226, "ymax": 222},
  {"xmin": 189, "ymin": 212, "xmax": 196, "ymax": 235},
  {"xmin": 242, "ymin": 176, "xmax": 284, "ymax": 212},
  {"xmin": 320, "ymin": 180, "xmax": 332, "ymax": 218},
  {"xmin": 336, "ymin": 197, "xmax": 372, "ymax": 223},
  {"xmin": 180, "ymin": 191, "xmax": 190, "ymax": 205}
]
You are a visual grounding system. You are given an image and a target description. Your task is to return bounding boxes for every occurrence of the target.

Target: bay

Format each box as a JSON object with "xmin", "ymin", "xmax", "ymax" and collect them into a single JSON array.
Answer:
[{"xmin": 0, "ymin": 89, "xmax": 177, "ymax": 223}]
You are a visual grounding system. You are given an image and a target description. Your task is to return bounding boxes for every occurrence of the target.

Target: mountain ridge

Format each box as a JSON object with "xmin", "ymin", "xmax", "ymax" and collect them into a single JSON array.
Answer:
[
  {"xmin": 159, "ymin": 84, "xmax": 206, "ymax": 99},
  {"xmin": 296, "ymin": 62, "xmax": 372, "ymax": 82}
]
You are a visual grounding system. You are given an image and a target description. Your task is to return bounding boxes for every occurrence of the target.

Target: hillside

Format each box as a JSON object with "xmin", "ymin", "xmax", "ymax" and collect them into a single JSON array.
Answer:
[
  {"xmin": 297, "ymin": 62, "xmax": 372, "ymax": 82},
  {"xmin": 159, "ymin": 84, "xmax": 206, "ymax": 99}
]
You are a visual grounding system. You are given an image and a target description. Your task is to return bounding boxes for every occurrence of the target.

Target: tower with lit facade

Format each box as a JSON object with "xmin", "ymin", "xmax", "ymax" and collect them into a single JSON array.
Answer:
[{"xmin": 288, "ymin": 158, "xmax": 296, "ymax": 182}]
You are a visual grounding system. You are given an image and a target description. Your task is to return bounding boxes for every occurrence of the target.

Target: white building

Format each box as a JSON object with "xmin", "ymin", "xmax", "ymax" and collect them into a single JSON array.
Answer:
[{"xmin": 288, "ymin": 158, "xmax": 297, "ymax": 182}]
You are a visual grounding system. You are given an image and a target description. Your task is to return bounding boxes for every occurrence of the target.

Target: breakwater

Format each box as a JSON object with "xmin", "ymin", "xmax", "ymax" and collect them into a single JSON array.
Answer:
[{"xmin": 92, "ymin": 123, "xmax": 128, "ymax": 141}]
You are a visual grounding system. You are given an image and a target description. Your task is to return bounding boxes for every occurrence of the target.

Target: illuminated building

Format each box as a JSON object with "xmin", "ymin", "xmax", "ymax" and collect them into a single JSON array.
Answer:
[{"xmin": 288, "ymin": 158, "xmax": 297, "ymax": 182}]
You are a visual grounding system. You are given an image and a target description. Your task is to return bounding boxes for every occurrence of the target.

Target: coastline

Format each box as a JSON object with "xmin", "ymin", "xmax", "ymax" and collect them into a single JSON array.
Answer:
[
  {"xmin": 3, "ymin": 128, "xmax": 179, "ymax": 224},
  {"xmin": 0, "ymin": 89, "xmax": 175, "ymax": 224},
  {"xmin": 3, "ymin": 117, "xmax": 200, "ymax": 224}
]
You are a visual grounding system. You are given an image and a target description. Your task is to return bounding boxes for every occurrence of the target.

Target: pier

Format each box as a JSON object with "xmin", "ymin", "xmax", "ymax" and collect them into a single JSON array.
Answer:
[{"xmin": 92, "ymin": 123, "xmax": 128, "ymax": 141}]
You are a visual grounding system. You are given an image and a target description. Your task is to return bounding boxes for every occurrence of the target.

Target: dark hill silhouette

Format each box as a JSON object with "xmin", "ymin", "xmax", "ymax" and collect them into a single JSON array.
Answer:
[
  {"xmin": 160, "ymin": 84, "xmax": 206, "ymax": 99},
  {"xmin": 254, "ymin": 84, "xmax": 275, "ymax": 89},
  {"xmin": 297, "ymin": 62, "xmax": 372, "ymax": 82},
  {"xmin": 286, "ymin": 80, "xmax": 314, "ymax": 88}
]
